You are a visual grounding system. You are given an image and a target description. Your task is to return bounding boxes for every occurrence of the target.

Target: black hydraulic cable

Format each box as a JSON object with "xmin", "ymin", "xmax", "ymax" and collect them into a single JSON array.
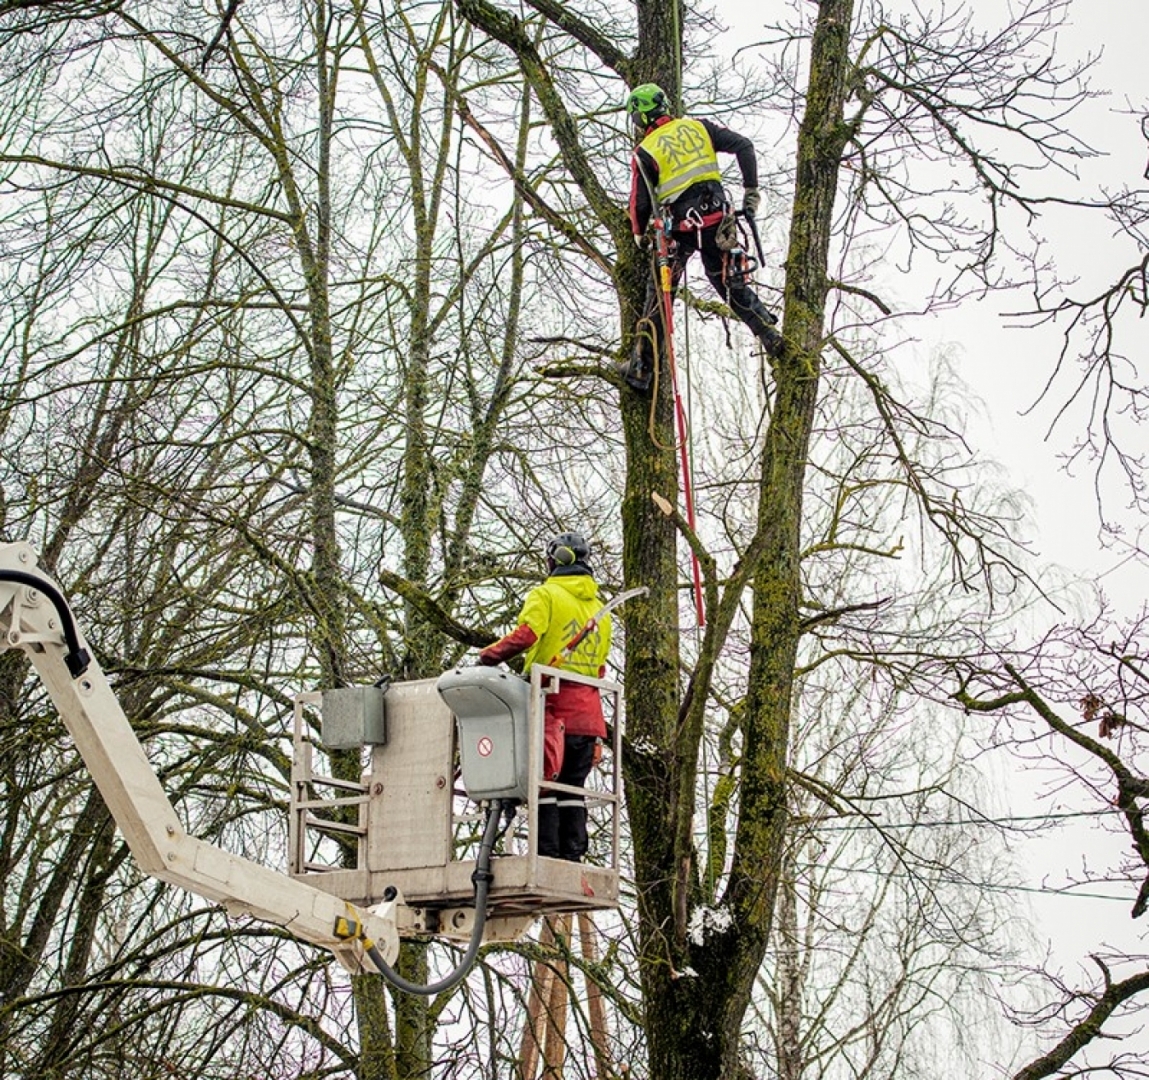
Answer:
[
  {"xmin": 0, "ymin": 570, "xmax": 91, "ymax": 677},
  {"xmin": 365, "ymin": 799, "xmax": 509, "ymax": 996}
]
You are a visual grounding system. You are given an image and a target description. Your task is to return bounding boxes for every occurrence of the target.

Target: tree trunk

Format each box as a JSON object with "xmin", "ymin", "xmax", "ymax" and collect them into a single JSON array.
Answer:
[
  {"xmin": 453, "ymin": 0, "xmax": 857, "ymax": 1072},
  {"xmin": 634, "ymin": 1, "xmax": 856, "ymax": 1075}
]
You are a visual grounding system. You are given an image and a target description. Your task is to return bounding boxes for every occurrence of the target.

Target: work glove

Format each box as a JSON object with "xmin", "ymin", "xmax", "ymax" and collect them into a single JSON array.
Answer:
[{"xmin": 742, "ymin": 187, "xmax": 761, "ymax": 217}]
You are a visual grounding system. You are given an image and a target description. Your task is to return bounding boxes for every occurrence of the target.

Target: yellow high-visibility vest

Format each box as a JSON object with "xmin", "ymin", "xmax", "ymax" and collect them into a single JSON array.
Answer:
[
  {"xmin": 639, "ymin": 118, "xmax": 723, "ymax": 204},
  {"xmin": 516, "ymin": 575, "xmax": 611, "ymax": 679}
]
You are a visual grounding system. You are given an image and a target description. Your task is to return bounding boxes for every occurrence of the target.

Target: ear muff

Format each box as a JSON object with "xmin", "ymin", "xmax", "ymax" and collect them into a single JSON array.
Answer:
[
  {"xmin": 546, "ymin": 531, "xmax": 591, "ymax": 567},
  {"xmin": 552, "ymin": 545, "xmax": 576, "ymax": 566}
]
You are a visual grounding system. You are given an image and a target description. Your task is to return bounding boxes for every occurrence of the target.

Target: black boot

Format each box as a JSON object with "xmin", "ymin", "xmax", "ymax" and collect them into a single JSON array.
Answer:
[
  {"xmin": 616, "ymin": 348, "xmax": 654, "ymax": 394},
  {"xmin": 756, "ymin": 323, "xmax": 784, "ymax": 359}
]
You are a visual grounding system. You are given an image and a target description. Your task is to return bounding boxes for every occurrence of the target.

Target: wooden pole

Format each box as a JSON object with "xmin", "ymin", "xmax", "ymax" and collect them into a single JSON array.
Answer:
[
  {"xmin": 578, "ymin": 912, "xmax": 613, "ymax": 1078},
  {"xmin": 518, "ymin": 913, "xmax": 616, "ymax": 1078},
  {"xmin": 517, "ymin": 918, "xmax": 556, "ymax": 1080},
  {"xmin": 541, "ymin": 914, "xmax": 572, "ymax": 1079}
]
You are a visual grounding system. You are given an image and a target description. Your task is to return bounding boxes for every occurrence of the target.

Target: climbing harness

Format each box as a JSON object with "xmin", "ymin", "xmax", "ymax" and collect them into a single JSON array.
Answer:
[{"xmin": 681, "ymin": 206, "xmax": 706, "ymax": 232}]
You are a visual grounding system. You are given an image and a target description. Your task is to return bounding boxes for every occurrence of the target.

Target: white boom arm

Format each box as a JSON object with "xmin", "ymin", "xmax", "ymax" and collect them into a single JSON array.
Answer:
[{"xmin": 0, "ymin": 542, "xmax": 398, "ymax": 975}]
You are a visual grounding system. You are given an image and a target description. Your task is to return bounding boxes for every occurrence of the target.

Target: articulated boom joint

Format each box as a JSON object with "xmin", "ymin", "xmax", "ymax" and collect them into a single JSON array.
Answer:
[{"xmin": 0, "ymin": 542, "xmax": 91, "ymax": 675}]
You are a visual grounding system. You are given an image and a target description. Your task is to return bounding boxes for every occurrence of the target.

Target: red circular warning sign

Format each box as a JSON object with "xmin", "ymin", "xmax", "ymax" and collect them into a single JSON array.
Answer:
[{"xmin": 477, "ymin": 736, "xmax": 493, "ymax": 757}]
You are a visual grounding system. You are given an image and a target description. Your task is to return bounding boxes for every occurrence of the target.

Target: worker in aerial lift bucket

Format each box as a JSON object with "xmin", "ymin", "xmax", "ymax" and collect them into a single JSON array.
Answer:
[
  {"xmin": 619, "ymin": 82, "xmax": 783, "ymax": 393},
  {"xmin": 478, "ymin": 532, "xmax": 612, "ymax": 862}
]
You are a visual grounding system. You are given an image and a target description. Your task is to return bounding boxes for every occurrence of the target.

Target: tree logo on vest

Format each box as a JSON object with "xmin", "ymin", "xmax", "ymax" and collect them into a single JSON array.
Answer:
[{"xmin": 654, "ymin": 122, "xmax": 709, "ymax": 170}]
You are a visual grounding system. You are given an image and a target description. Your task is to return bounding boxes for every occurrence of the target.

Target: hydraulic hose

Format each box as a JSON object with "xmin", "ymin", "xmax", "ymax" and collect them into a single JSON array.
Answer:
[
  {"xmin": 0, "ymin": 569, "xmax": 91, "ymax": 676},
  {"xmin": 366, "ymin": 799, "xmax": 508, "ymax": 995}
]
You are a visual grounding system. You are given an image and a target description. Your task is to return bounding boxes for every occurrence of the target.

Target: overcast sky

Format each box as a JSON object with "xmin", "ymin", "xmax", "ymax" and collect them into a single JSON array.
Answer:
[{"xmin": 713, "ymin": 0, "xmax": 1145, "ymax": 586}]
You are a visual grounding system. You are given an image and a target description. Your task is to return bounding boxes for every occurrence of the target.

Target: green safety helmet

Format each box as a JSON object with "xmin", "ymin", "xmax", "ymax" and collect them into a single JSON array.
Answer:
[{"xmin": 625, "ymin": 83, "xmax": 669, "ymax": 128}]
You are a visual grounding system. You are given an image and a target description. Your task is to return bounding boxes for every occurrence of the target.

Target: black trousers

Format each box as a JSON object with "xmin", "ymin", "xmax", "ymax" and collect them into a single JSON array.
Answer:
[
  {"xmin": 537, "ymin": 734, "xmax": 597, "ymax": 861},
  {"xmin": 637, "ymin": 222, "xmax": 777, "ymax": 360}
]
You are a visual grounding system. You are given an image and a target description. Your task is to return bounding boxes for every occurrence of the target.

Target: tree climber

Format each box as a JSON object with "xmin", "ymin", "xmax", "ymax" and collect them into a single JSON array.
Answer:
[
  {"xmin": 619, "ymin": 83, "xmax": 783, "ymax": 393},
  {"xmin": 478, "ymin": 532, "xmax": 612, "ymax": 862}
]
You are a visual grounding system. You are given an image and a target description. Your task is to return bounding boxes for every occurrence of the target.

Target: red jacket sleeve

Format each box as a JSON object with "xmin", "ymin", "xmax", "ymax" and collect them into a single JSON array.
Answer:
[
  {"xmin": 478, "ymin": 623, "xmax": 539, "ymax": 666},
  {"xmin": 629, "ymin": 149, "xmax": 657, "ymax": 235}
]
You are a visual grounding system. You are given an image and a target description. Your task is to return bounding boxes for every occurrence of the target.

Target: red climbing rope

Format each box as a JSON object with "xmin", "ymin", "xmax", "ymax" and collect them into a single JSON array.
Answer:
[{"xmin": 653, "ymin": 211, "xmax": 706, "ymax": 627}]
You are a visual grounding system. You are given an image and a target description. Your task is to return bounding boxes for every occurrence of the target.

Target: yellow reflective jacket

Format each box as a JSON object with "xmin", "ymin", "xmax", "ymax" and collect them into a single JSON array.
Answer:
[
  {"xmin": 639, "ymin": 117, "xmax": 723, "ymax": 204},
  {"xmin": 517, "ymin": 573, "xmax": 612, "ymax": 679}
]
